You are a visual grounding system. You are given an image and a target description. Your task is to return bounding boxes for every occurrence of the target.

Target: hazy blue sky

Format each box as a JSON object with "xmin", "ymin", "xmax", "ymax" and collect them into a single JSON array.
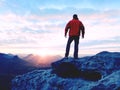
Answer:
[{"xmin": 0, "ymin": 0, "xmax": 120, "ymax": 56}]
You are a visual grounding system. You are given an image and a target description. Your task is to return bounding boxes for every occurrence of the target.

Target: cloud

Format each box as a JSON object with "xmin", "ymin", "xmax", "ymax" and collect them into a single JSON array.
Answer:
[
  {"xmin": 81, "ymin": 36, "xmax": 120, "ymax": 47},
  {"xmin": 0, "ymin": 12, "xmax": 64, "ymax": 46},
  {"xmin": 0, "ymin": 0, "xmax": 5, "ymax": 6},
  {"xmin": 0, "ymin": 3, "xmax": 120, "ymax": 55},
  {"xmin": 80, "ymin": 9, "xmax": 120, "ymax": 42}
]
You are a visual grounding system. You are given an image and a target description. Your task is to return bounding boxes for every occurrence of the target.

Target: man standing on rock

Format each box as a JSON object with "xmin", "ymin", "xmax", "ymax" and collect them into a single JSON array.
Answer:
[{"xmin": 64, "ymin": 14, "xmax": 85, "ymax": 59}]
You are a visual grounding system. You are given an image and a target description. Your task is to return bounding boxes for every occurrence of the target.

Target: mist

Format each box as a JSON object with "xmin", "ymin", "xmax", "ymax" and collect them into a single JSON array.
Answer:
[{"xmin": 21, "ymin": 54, "xmax": 62, "ymax": 67}]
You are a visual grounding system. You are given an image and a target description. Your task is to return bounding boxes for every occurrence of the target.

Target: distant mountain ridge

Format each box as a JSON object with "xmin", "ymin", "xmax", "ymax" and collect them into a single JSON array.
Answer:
[
  {"xmin": 0, "ymin": 53, "xmax": 36, "ymax": 74},
  {"xmin": 0, "ymin": 53, "xmax": 38, "ymax": 90},
  {"xmin": 12, "ymin": 51, "xmax": 120, "ymax": 90},
  {"xmin": 22, "ymin": 54, "xmax": 62, "ymax": 67}
]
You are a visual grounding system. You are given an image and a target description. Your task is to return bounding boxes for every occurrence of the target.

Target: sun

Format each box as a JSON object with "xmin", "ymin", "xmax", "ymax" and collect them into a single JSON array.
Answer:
[
  {"xmin": 38, "ymin": 49, "xmax": 52, "ymax": 56},
  {"xmin": 32, "ymin": 48, "xmax": 56, "ymax": 56}
]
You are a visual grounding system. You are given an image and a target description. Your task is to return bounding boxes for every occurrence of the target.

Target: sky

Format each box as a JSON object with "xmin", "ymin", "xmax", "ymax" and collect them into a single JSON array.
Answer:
[{"xmin": 0, "ymin": 0, "xmax": 120, "ymax": 56}]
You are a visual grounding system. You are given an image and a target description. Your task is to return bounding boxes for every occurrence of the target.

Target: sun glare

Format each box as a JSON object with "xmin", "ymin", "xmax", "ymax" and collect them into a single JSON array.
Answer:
[{"xmin": 37, "ymin": 49, "xmax": 53, "ymax": 56}]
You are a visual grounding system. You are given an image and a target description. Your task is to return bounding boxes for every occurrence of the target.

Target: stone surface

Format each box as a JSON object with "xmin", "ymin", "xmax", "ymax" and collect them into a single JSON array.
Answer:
[
  {"xmin": 12, "ymin": 51, "xmax": 120, "ymax": 90},
  {"xmin": 52, "ymin": 62, "xmax": 80, "ymax": 78},
  {"xmin": 52, "ymin": 61, "xmax": 102, "ymax": 81}
]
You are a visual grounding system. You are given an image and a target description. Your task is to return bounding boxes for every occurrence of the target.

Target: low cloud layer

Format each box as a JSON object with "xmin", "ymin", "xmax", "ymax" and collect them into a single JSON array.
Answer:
[{"xmin": 22, "ymin": 54, "xmax": 62, "ymax": 67}]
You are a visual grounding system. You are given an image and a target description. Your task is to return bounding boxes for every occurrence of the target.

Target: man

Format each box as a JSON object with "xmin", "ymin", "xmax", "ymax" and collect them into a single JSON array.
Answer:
[{"xmin": 64, "ymin": 14, "xmax": 85, "ymax": 59}]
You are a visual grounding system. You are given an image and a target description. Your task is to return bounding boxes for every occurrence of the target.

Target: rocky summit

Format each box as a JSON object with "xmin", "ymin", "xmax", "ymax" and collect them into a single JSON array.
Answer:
[{"xmin": 12, "ymin": 51, "xmax": 120, "ymax": 90}]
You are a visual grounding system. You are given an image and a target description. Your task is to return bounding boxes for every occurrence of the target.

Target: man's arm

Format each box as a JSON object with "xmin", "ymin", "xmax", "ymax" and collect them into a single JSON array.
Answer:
[
  {"xmin": 65, "ymin": 27, "xmax": 69, "ymax": 37},
  {"xmin": 64, "ymin": 22, "xmax": 70, "ymax": 37},
  {"xmin": 81, "ymin": 25, "xmax": 85, "ymax": 38}
]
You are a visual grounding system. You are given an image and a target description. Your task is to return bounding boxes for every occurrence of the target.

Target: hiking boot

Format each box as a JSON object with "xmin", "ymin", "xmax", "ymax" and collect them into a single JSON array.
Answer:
[
  {"xmin": 64, "ymin": 57, "xmax": 68, "ymax": 59},
  {"xmin": 74, "ymin": 57, "xmax": 78, "ymax": 60}
]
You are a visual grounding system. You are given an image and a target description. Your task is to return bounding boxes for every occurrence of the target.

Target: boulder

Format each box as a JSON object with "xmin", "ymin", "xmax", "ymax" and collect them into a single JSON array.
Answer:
[
  {"xmin": 52, "ymin": 62, "xmax": 80, "ymax": 78},
  {"xmin": 12, "ymin": 51, "xmax": 120, "ymax": 90},
  {"xmin": 80, "ymin": 70, "xmax": 102, "ymax": 81},
  {"xmin": 52, "ymin": 58, "xmax": 102, "ymax": 81}
]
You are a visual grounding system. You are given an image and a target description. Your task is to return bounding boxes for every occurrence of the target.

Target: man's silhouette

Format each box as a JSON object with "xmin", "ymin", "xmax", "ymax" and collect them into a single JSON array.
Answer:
[{"xmin": 64, "ymin": 14, "xmax": 85, "ymax": 59}]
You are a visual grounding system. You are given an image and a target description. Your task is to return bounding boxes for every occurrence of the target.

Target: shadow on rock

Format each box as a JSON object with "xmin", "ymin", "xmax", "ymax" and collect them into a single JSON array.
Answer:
[
  {"xmin": 52, "ymin": 62, "xmax": 80, "ymax": 78},
  {"xmin": 52, "ymin": 62, "xmax": 102, "ymax": 81},
  {"xmin": 80, "ymin": 70, "xmax": 102, "ymax": 81}
]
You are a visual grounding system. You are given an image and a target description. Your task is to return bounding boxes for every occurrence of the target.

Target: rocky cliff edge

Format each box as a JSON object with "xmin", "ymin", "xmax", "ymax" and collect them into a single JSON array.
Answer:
[{"xmin": 12, "ymin": 51, "xmax": 120, "ymax": 90}]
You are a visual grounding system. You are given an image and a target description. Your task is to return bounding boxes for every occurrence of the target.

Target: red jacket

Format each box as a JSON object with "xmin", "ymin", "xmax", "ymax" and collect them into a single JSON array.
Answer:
[{"xmin": 65, "ymin": 19, "xmax": 84, "ymax": 37}]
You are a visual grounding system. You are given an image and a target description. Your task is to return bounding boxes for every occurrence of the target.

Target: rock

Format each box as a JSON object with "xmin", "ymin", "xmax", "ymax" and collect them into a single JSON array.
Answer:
[
  {"xmin": 80, "ymin": 70, "xmax": 102, "ymax": 81},
  {"xmin": 81, "ymin": 51, "xmax": 120, "ymax": 77},
  {"xmin": 52, "ymin": 62, "xmax": 80, "ymax": 78},
  {"xmin": 12, "ymin": 69, "xmax": 120, "ymax": 90},
  {"xmin": 116, "ymin": 86, "xmax": 120, "ymax": 90},
  {"xmin": 91, "ymin": 70, "xmax": 120, "ymax": 90},
  {"xmin": 52, "ymin": 59, "xmax": 102, "ymax": 81},
  {"xmin": 12, "ymin": 51, "xmax": 120, "ymax": 90}
]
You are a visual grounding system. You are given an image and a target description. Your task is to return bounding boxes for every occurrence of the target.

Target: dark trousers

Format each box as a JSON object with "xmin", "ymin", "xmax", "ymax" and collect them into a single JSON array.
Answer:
[{"xmin": 65, "ymin": 36, "xmax": 79, "ymax": 58}]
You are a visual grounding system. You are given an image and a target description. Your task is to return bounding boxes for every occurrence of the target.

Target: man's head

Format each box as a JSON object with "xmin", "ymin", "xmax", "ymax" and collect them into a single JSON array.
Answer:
[{"xmin": 73, "ymin": 14, "xmax": 78, "ymax": 19}]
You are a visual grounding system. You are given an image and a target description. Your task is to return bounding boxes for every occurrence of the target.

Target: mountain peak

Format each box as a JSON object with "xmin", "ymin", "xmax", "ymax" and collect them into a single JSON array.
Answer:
[{"xmin": 12, "ymin": 51, "xmax": 120, "ymax": 90}]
